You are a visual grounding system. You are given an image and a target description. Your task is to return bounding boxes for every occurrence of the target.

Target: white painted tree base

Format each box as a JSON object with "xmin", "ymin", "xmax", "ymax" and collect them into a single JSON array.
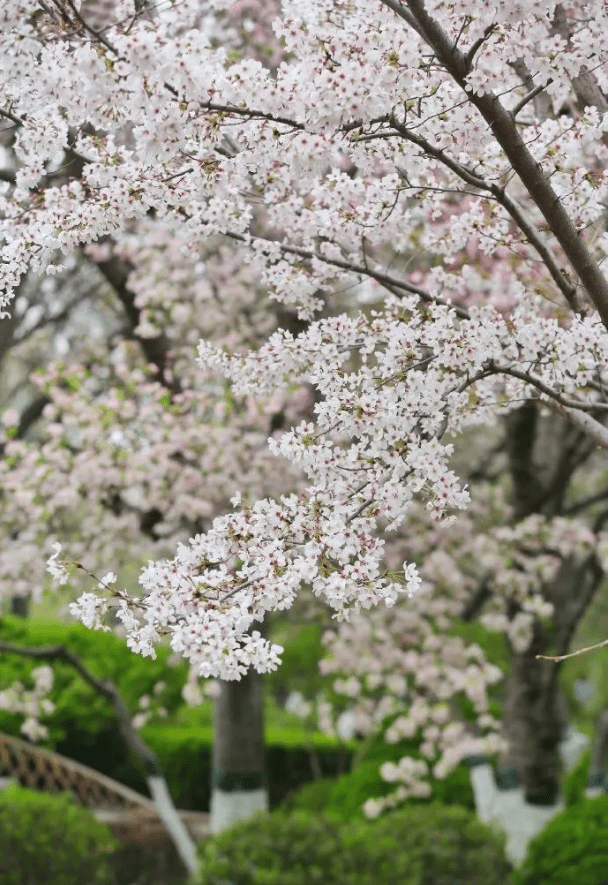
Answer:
[
  {"xmin": 210, "ymin": 787, "xmax": 268, "ymax": 834},
  {"xmin": 469, "ymin": 764, "xmax": 564, "ymax": 866},
  {"xmin": 468, "ymin": 725, "xmax": 602, "ymax": 867}
]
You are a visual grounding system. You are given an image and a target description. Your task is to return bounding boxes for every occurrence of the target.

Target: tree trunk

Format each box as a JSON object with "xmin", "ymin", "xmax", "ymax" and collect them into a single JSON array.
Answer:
[
  {"xmin": 210, "ymin": 666, "xmax": 268, "ymax": 833},
  {"xmin": 9, "ymin": 595, "xmax": 29, "ymax": 618},
  {"xmin": 498, "ymin": 646, "xmax": 566, "ymax": 804},
  {"xmin": 499, "ymin": 405, "xmax": 604, "ymax": 803}
]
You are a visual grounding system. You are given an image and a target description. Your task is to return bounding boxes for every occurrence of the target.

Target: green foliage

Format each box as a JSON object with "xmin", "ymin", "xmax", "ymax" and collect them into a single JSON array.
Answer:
[
  {"xmin": 322, "ymin": 759, "xmax": 397, "ymax": 819},
  {"xmin": 286, "ymin": 776, "xmax": 335, "ymax": 814},
  {"xmin": 295, "ymin": 723, "xmax": 474, "ymax": 821},
  {"xmin": 0, "ymin": 616, "xmax": 187, "ymax": 739},
  {"xmin": 363, "ymin": 803, "xmax": 512, "ymax": 885},
  {"xmin": 0, "ymin": 617, "xmax": 352, "ymax": 809},
  {"xmin": 563, "ymin": 749, "xmax": 591, "ymax": 807},
  {"xmin": 512, "ymin": 795, "xmax": 608, "ymax": 885},
  {"xmin": 141, "ymin": 718, "xmax": 352, "ymax": 810},
  {"xmin": 447, "ymin": 619, "xmax": 510, "ymax": 674},
  {"xmin": 194, "ymin": 811, "xmax": 347, "ymax": 885},
  {"xmin": 266, "ymin": 623, "xmax": 327, "ymax": 702},
  {"xmin": 0, "ymin": 784, "xmax": 118, "ymax": 885},
  {"xmin": 0, "ymin": 616, "xmax": 188, "ymax": 789},
  {"xmin": 191, "ymin": 804, "xmax": 511, "ymax": 885},
  {"xmin": 288, "ymin": 751, "xmax": 474, "ymax": 820}
]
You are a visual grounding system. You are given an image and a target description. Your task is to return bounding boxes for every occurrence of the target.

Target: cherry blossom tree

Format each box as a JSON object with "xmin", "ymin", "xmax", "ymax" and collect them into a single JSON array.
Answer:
[
  {"xmin": 0, "ymin": 228, "xmax": 308, "ymax": 830},
  {"xmin": 1, "ymin": 0, "xmax": 607, "ymax": 825}
]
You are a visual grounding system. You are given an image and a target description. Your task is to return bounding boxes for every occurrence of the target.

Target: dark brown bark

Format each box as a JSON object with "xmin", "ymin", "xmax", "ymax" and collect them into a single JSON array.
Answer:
[
  {"xmin": 93, "ymin": 244, "xmax": 180, "ymax": 394},
  {"xmin": 505, "ymin": 401, "xmax": 545, "ymax": 519},
  {"xmin": 211, "ymin": 668, "xmax": 266, "ymax": 794},
  {"xmin": 552, "ymin": 5, "xmax": 608, "ymax": 114},
  {"xmin": 488, "ymin": 404, "xmax": 604, "ymax": 801},
  {"xmin": 9, "ymin": 596, "xmax": 29, "ymax": 618},
  {"xmin": 499, "ymin": 640, "xmax": 566, "ymax": 804}
]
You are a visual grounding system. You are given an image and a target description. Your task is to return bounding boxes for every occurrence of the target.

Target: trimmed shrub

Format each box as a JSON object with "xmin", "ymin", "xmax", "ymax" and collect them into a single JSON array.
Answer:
[
  {"xmin": 194, "ymin": 811, "xmax": 347, "ymax": 885},
  {"xmin": 360, "ymin": 802, "xmax": 512, "ymax": 885},
  {"xmin": 288, "ymin": 726, "xmax": 474, "ymax": 820},
  {"xmin": 512, "ymin": 794, "xmax": 608, "ymax": 885},
  {"xmin": 0, "ymin": 784, "xmax": 118, "ymax": 885},
  {"xmin": 191, "ymin": 804, "xmax": 511, "ymax": 885},
  {"xmin": 141, "ymin": 719, "xmax": 353, "ymax": 810},
  {"xmin": 287, "ymin": 776, "xmax": 336, "ymax": 814},
  {"xmin": 563, "ymin": 748, "xmax": 591, "ymax": 807}
]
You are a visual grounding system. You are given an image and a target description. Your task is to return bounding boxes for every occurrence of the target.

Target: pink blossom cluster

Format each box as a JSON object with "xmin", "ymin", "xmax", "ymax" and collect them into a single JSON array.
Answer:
[
  {"xmin": 317, "ymin": 485, "xmax": 605, "ymax": 810},
  {"xmin": 0, "ymin": 665, "xmax": 55, "ymax": 743}
]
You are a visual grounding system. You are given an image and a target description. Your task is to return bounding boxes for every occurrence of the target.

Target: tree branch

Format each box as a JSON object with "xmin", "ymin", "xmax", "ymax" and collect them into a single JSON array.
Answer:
[
  {"xmin": 0, "ymin": 640, "xmax": 161, "ymax": 773},
  {"xmin": 91, "ymin": 241, "xmax": 181, "ymax": 394},
  {"xmin": 511, "ymin": 80, "xmax": 553, "ymax": 119},
  {"xmin": 382, "ymin": 0, "xmax": 608, "ymax": 324},
  {"xmin": 561, "ymin": 489, "xmax": 608, "ymax": 516},
  {"xmin": 389, "ymin": 119, "xmax": 584, "ymax": 314},
  {"xmin": 486, "ymin": 362, "xmax": 607, "ymax": 414},
  {"xmin": 0, "ymin": 639, "xmax": 198, "ymax": 875},
  {"xmin": 460, "ymin": 361, "xmax": 608, "ymax": 447},
  {"xmin": 536, "ymin": 638, "xmax": 608, "ymax": 662},
  {"xmin": 223, "ymin": 230, "xmax": 472, "ymax": 319},
  {"xmin": 542, "ymin": 398, "xmax": 608, "ymax": 449}
]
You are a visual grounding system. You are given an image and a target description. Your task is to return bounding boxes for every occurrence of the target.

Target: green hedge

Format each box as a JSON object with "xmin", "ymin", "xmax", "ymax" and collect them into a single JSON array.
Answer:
[
  {"xmin": 289, "ymin": 755, "xmax": 473, "ymax": 820},
  {"xmin": 141, "ymin": 718, "xmax": 353, "ymax": 810},
  {"xmin": 0, "ymin": 617, "xmax": 351, "ymax": 810},
  {"xmin": 563, "ymin": 749, "xmax": 592, "ymax": 807},
  {"xmin": 192, "ymin": 804, "xmax": 511, "ymax": 885},
  {"xmin": 288, "ymin": 720, "xmax": 474, "ymax": 821},
  {"xmin": 0, "ymin": 784, "xmax": 118, "ymax": 885},
  {"xmin": 512, "ymin": 795, "xmax": 608, "ymax": 885}
]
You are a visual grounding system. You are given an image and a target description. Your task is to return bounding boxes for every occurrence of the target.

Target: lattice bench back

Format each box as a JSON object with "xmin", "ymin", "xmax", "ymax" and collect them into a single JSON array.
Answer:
[{"xmin": 0, "ymin": 732, "xmax": 156, "ymax": 811}]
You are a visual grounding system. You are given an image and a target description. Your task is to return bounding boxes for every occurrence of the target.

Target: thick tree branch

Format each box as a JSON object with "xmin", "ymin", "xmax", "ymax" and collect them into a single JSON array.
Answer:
[
  {"xmin": 486, "ymin": 362, "xmax": 607, "ymax": 414},
  {"xmin": 389, "ymin": 120, "xmax": 584, "ymax": 314},
  {"xmin": 92, "ymin": 241, "xmax": 181, "ymax": 394},
  {"xmin": 382, "ymin": 0, "xmax": 608, "ymax": 325},
  {"xmin": 537, "ymin": 427, "xmax": 596, "ymax": 516},
  {"xmin": 552, "ymin": 5, "xmax": 608, "ymax": 113},
  {"xmin": 543, "ymin": 399, "xmax": 608, "ymax": 449},
  {"xmin": 461, "ymin": 576, "xmax": 492, "ymax": 621},
  {"xmin": 561, "ymin": 489, "xmax": 608, "ymax": 516},
  {"xmin": 505, "ymin": 402, "xmax": 545, "ymax": 519},
  {"xmin": 461, "ymin": 361, "xmax": 608, "ymax": 447}
]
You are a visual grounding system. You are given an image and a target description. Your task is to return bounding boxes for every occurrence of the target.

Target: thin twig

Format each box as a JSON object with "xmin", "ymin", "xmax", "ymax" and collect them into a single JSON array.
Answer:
[
  {"xmin": 536, "ymin": 638, "xmax": 608, "ymax": 662},
  {"xmin": 512, "ymin": 80, "xmax": 553, "ymax": 118}
]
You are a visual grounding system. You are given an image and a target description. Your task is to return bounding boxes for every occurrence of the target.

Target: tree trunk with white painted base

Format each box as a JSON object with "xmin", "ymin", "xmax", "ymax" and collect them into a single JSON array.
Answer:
[{"xmin": 210, "ymin": 667, "xmax": 268, "ymax": 834}]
